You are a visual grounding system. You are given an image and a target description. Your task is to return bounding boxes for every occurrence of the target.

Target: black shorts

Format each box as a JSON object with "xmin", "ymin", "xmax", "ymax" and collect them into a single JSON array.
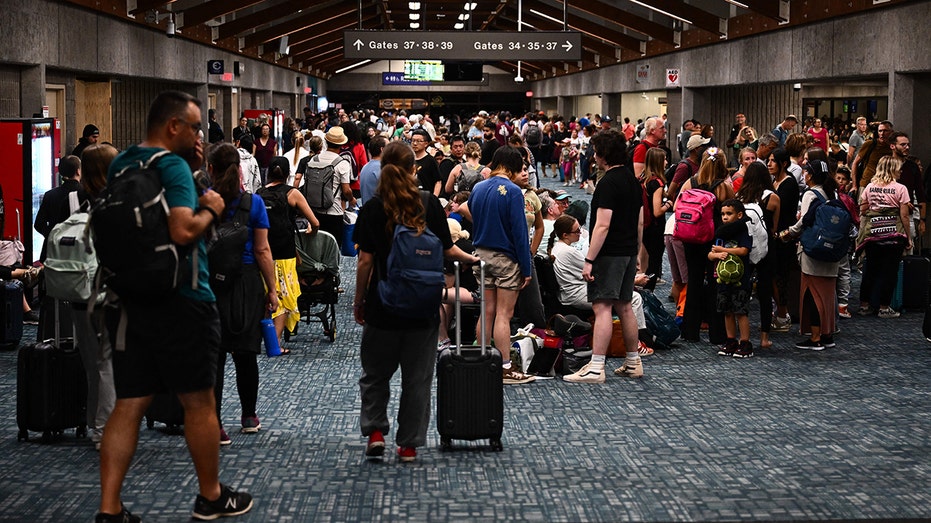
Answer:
[
  {"xmin": 587, "ymin": 255, "xmax": 637, "ymax": 303},
  {"xmin": 108, "ymin": 294, "xmax": 221, "ymax": 398}
]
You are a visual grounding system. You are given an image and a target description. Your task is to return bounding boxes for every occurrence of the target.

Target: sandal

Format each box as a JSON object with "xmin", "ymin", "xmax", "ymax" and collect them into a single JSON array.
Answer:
[
  {"xmin": 279, "ymin": 347, "xmax": 291, "ymax": 355},
  {"xmin": 637, "ymin": 341, "xmax": 654, "ymax": 357}
]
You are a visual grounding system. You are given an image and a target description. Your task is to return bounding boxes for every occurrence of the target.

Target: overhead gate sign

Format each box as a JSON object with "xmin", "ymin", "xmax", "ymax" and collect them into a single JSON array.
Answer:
[{"xmin": 344, "ymin": 30, "xmax": 583, "ymax": 61}]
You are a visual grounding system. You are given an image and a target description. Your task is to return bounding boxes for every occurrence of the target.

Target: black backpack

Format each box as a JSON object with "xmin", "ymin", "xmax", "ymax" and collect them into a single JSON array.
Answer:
[
  {"xmin": 90, "ymin": 150, "xmax": 191, "ymax": 299},
  {"xmin": 207, "ymin": 193, "xmax": 252, "ymax": 290},
  {"xmin": 256, "ymin": 184, "xmax": 295, "ymax": 250}
]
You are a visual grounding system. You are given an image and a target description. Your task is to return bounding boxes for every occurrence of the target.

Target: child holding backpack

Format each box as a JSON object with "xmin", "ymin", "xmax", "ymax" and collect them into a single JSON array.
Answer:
[{"xmin": 708, "ymin": 199, "xmax": 753, "ymax": 358}]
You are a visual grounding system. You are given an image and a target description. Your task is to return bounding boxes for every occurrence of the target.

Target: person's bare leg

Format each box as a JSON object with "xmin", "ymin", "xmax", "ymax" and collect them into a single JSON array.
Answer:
[
  {"xmin": 99, "ymin": 396, "xmax": 153, "ymax": 515},
  {"xmin": 493, "ymin": 288, "xmax": 519, "ymax": 359},
  {"xmin": 176, "ymin": 389, "xmax": 222, "ymax": 501}
]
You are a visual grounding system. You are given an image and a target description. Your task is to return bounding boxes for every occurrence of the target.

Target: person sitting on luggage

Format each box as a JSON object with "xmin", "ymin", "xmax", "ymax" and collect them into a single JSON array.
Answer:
[
  {"xmin": 353, "ymin": 141, "xmax": 478, "ymax": 464},
  {"xmin": 206, "ymin": 143, "xmax": 279, "ymax": 445},
  {"xmin": 437, "ymin": 218, "xmax": 480, "ymax": 351},
  {"xmin": 547, "ymin": 215, "xmax": 655, "ymax": 356}
]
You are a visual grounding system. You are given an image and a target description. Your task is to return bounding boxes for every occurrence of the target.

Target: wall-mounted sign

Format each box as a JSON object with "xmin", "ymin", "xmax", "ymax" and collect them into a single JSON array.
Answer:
[
  {"xmin": 666, "ymin": 68, "xmax": 680, "ymax": 88},
  {"xmin": 636, "ymin": 64, "xmax": 650, "ymax": 84}
]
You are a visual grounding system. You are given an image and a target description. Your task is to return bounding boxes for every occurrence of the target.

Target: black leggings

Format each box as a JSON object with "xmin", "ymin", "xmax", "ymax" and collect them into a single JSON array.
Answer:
[
  {"xmin": 215, "ymin": 351, "xmax": 259, "ymax": 422},
  {"xmin": 643, "ymin": 223, "xmax": 665, "ymax": 280},
  {"xmin": 859, "ymin": 242, "xmax": 903, "ymax": 307},
  {"xmin": 749, "ymin": 254, "xmax": 775, "ymax": 333},
  {"xmin": 681, "ymin": 242, "xmax": 725, "ymax": 343}
]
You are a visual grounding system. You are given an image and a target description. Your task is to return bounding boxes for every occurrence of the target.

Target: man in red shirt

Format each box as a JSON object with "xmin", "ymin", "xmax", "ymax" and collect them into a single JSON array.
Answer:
[
  {"xmin": 632, "ymin": 117, "xmax": 666, "ymax": 178},
  {"xmin": 621, "ymin": 117, "xmax": 636, "ymax": 141}
]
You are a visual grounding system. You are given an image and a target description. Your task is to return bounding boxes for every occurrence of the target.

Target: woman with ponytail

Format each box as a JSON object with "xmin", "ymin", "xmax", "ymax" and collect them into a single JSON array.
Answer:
[
  {"xmin": 207, "ymin": 143, "xmax": 279, "ymax": 442},
  {"xmin": 256, "ymin": 156, "xmax": 320, "ymax": 351},
  {"xmin": 285, "ymin": 131, "xmax": 310, "ymax": 186},
  {"xmin": 353, "ymin": 140, "xmax": 477, "ymax": 463}
]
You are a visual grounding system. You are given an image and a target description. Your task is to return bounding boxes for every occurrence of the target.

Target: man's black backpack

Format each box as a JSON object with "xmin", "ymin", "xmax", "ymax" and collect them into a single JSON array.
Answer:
[
  {"xmin": 207, "ymin": 193, "xmax": 252, "ymax": 290},
  {"xmin": 90, "ymin": 150, "xmax": 191, "ymax": 299}
]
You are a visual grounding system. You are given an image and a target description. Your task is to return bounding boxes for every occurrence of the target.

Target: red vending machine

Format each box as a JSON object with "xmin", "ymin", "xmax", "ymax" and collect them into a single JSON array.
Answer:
[{"xmin": 0, "ymin": 118, "xmax": 61, "ymax": 265}]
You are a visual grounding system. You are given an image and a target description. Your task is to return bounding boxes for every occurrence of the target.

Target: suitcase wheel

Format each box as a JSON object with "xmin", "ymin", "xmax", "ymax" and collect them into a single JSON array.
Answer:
[
  {"xmin": 146, "ymin": 418, "xmax": 154, "ymax": 429},
  {"xmin": 440, "ymin": 437, "xmax": 452, "ymax": 451},
  {"xmin": 41, "ymin": 431, "xmax": 53, "ymax": 443},
  {"xmin": 76, "ymin": 426, "xmax": 87, "ymax": 438},
  {"xmin": 17, "ymin": 429, "xmax": 27, "ymax": 442},
  {"xmin": 490, "ymin": 439, "xmax": 503, "ymax": 452}
]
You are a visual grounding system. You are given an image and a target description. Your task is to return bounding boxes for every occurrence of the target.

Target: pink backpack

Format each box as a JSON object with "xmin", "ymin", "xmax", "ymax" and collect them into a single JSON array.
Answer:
[{"xmin": 673, "ymin": 178, "xmax": 722, "ymax": 244}]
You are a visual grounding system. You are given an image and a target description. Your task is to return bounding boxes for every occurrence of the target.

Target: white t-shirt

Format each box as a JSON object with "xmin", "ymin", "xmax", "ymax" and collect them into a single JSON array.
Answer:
[
  {"xmin": 286, "ymin": 147, "xmax": 310, "ymax": 186},
  {"xmin": 551, "ymin": 241, "xmax": 588, "ymax": 309}
]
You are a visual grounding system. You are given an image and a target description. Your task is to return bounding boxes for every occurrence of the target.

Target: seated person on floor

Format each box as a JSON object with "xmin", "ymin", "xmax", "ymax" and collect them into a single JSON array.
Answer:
[
  {"xmin": 0, "ymin": 265, "xmax": 42, "ymax": 323},
  {"xmin": 546, "ymin": 215, "xmax": 654, "ymax": 356}
]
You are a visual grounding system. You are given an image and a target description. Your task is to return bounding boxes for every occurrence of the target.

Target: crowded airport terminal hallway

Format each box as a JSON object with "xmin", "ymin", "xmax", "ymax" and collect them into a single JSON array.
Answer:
[{"xmin": 1, "ymin": 174, "xmax": 930, "ymax": 522}]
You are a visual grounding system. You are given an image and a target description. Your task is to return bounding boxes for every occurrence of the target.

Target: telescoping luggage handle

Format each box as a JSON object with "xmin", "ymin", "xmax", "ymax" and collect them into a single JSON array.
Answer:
[{"xmin": 453, "ymin": 260, "xmax": 486, "ymax": 357}]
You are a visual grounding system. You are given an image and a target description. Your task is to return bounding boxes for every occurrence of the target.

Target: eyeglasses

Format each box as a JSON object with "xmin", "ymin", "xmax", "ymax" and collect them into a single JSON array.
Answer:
[
  {"xmin": 570, "ymin": 229, "xmax": 581, "ymax": 234},
  {"xmin": 410, "ymin": 138, "xmax": 425, "ymax": 143},
  {"xmin": 182, "ymin": 120, "xmax": 202, "ymax": 132}
]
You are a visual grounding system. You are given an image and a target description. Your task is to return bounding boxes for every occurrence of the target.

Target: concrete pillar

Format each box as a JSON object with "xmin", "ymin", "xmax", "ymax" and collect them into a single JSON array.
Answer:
[
  {"xmin": 601, "ymin": 93, "xmax": 620, "ymax": 123},
  {"xmin": 557, "ymin": 95, "xmax": 571, "ymax": 118},
  {"xmin": 889, "ymin": 71, "xmax": 915, "ymax": 135},
  {"xmin": 195, "ymin": 83, "xmax": 210, "ymax": 130},
  {"xmin": 665, "ymin": 89, "xmax": 683, "ymax": 159},
  {"xmin": 681, "ymin": 87, "xmax": 709, "ymax": 126},
  {"xmin": 21, "ymin": 65, "xmax": 45, "ymax": 118}
]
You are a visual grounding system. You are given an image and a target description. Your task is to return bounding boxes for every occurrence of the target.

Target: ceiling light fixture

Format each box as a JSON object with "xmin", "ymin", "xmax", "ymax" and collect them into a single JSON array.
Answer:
[
  {"xmin": 628, "ymin": 0, "xmax": 693, "ymax": 25},
  {"xmin": 528, "ymin": 9, "xmax": 562, "ymax": 25},
  {"xmin": 410, "ymin": 22, "xmax": 420, "ymax": 29},
  {"xmin": 464, "ymin": 2, "xmax": 477, "ymax": 11},
  {"xmin": 335, "ymin": 60, "xmax": 371, "ymax": 74},
  {"xmin": 458, "ymin": 13, "xmax": 470, "ymax": 20},
  {"xmin": 409, "ymin": 2, "xmax": 421, "ymax": 10},
  {"xmin": 454, "ymin": 22, "xmax": 464, "ymax": 29},
  {"xmin": 409, "ymin": 13, "xmax": 420, "ymax": 20}
]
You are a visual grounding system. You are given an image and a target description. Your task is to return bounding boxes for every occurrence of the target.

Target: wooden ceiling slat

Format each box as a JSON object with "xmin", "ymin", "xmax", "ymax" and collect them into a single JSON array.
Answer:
[
  {"xmin": 638, "ymin": 0, "xmax": 725, "ymax": 36},
  {"xmin": 571, "ymin": 0, "xmax": 677, "ymax": 44},
  {"xmin": 528, "ymin": 2, "xmax": 645, "ymax": 52},
  {"xmin": 129, "ymin": 0, "xmax": 175, "ymax": 16},
  {"xmin": 215, "ymin": 0, "xmax": 333, "ymax": 40},
  {"xmin": 242, "ymin": 6, "xmax": 358, "ymax": 48},
  {"xmin": 740, "ymin": 0, "xmax": 788, "ymax": 22},
  {"xmin": 496, "ymin": 9, "xmax": 619, "ymax": 62}
]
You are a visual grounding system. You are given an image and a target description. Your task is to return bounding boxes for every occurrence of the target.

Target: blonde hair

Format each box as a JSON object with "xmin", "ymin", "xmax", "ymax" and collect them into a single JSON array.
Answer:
[
  {"xmin": 872, "ymin": 156, "xmax": 902, "ymax": 185},
  {"xmin": 464, "ymin": 141, "xmax": 481, "ymax": 160},
  {"xmin": 292, "ymin": 132, "xmax": 305, "ymax": 163}
]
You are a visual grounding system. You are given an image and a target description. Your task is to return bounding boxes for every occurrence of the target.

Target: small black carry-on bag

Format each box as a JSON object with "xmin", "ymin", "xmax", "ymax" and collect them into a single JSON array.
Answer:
[
  {"xmin": 17, "ymin": 298, "xmax": 87, "ymax": 442},
  {"xmin": 436, "ymin": 260, "xmax": 504, "ymax": 451}
]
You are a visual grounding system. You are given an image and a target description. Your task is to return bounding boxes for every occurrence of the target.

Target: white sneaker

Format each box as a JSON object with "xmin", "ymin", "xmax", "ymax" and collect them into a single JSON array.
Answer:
[
  {"xmin": 562, "ymin": 362, "xmax": 605, "ymax": 383},
  {"xmin": 878, "ymin": 307, "xmax": 900, "ymax": 319}
]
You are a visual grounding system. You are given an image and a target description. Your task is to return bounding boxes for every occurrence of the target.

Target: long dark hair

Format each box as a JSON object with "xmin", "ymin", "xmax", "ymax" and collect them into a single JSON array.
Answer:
[
  {"xmin": 736, "ymin": 162, "xmax": 774, "ymax": 204},
  {"xmin": 378, "ymin": 141, "xmax": 425, "ymax": 234},
  {"xmin": 207, "ymin": 143, "xmax": 242, "ymax": 204}
]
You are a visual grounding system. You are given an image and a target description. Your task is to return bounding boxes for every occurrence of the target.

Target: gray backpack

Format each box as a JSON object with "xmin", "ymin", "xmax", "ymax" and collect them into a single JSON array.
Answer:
[
  {"xmin": 457, "ymin": 163, "xmax": 484, "ymax": 192},
  {"xmin": 300, "ymin": 155, "xmax": 344, "ymax": 211}
]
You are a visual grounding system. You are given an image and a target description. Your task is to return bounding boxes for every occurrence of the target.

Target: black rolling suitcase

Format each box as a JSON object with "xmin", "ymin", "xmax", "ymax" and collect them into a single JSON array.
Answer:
[
  {"xmin": 37, "ymin": 296, "xmax": 74, "ymax": 348},
  {"xmin": 1, "ymin": 279, "xmax": 24, "ymax": 350},
  {"xmin": 145, "ymin": 393, "xmax": 185, "ymax": 434},
  {"xmin": 16, "ymin": 298, "xmax": 87, "ymax": 442},
  {"xmin": 902, "ymin": 254, "xmax": 930, "ymax": 310},
  {"xmin": 436, "ymin": 261, "xmax": 504, "ymax": 452}
]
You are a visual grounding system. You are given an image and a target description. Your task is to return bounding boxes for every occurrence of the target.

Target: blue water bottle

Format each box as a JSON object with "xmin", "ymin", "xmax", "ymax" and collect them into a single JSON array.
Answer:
[{"xmin": 262, "ymin": 316, "xmax": 281, "ymax": 357}]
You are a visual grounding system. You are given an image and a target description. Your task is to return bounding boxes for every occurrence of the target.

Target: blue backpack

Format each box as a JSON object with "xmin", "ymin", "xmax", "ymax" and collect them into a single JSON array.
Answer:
[
  {"xmin": 799, "ymin": 190, "xmax": 851, "ymax": 262},
  {"xmin": 639, "ymin": 289, "xmax": 680, "ymax": 350},
  {"xmin": 377, "ymin": 221, "xmax": 445, "ymax": 319}
]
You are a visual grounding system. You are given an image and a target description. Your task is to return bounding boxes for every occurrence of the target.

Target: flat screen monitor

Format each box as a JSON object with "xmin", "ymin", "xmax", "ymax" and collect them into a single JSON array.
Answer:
[{"xmin": 404, "ymin": 60, "xmax": 444, "ymax": 82}]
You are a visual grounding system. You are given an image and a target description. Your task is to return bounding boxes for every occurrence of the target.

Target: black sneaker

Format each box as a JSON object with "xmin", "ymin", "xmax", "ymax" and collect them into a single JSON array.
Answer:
[
  {"xmin": 821, "ymin": 335, "xmax": 836, "ymax": 348},
  {"xmin": 732, "ymin": 340, "xmax": 754, "ymax": 359},
  {"xmin": 192, "ymin": 484, "xmax": 253, "ymax": 521},
  {"xmin": 795, "ymin": 338, "xmax": 825, "ymax": 351},
  {"xmin": 717, "ymin": 339, "xmax": 738, "ymax": 356},
  {"xmin": 23, "ymin": 310, "xmax": 40, "ymax": 325},
  {"xmin": 95, "ymin": 505, "xmax": 141, "ymax": 523}
]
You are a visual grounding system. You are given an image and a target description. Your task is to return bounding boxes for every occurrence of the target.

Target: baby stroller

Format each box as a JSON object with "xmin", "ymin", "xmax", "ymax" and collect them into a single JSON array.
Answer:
[{"xmin": 289, "ymin": 230, "xmax": 341, "ymax": 342}]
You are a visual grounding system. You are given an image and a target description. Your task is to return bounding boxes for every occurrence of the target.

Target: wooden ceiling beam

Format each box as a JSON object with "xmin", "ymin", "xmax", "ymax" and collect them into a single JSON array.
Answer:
[
  {"xmin": 177, "ymin": 0, "xmax": 263, "ymax": 29},
  {"xmin": 129, "ymin": 0, "xmax": 175, "ymax": 16},
  {"xmin": 215, "ymin": 0, "xmax": 337, "ymax": 40},
  {"xmin": 528, "ymin": 2, "xmax": 645, "ymax": 52},
  {"xmin": 740, "ymin": 0, "xmax": 789, "ymax": 23},
  {"xmin": 242, "ymin": 6, "xmax": 358, "ymax": 48},
  {"xmin": 635, "ymin": 0, "xmax": 725, "ymax": 36},
  {"xmin": 571, "ymin": 0, "xmax": 677, "ymax": 44}
]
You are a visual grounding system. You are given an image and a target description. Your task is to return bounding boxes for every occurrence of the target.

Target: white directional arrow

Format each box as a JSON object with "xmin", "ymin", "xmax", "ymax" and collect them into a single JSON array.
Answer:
[
  {"xmin": 563, "ymin": 40, "xmax": 573, "ymax": 52},
  {"xmin": 354, "ymin": 39, "xmax": 364, "ymax": 51}
]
